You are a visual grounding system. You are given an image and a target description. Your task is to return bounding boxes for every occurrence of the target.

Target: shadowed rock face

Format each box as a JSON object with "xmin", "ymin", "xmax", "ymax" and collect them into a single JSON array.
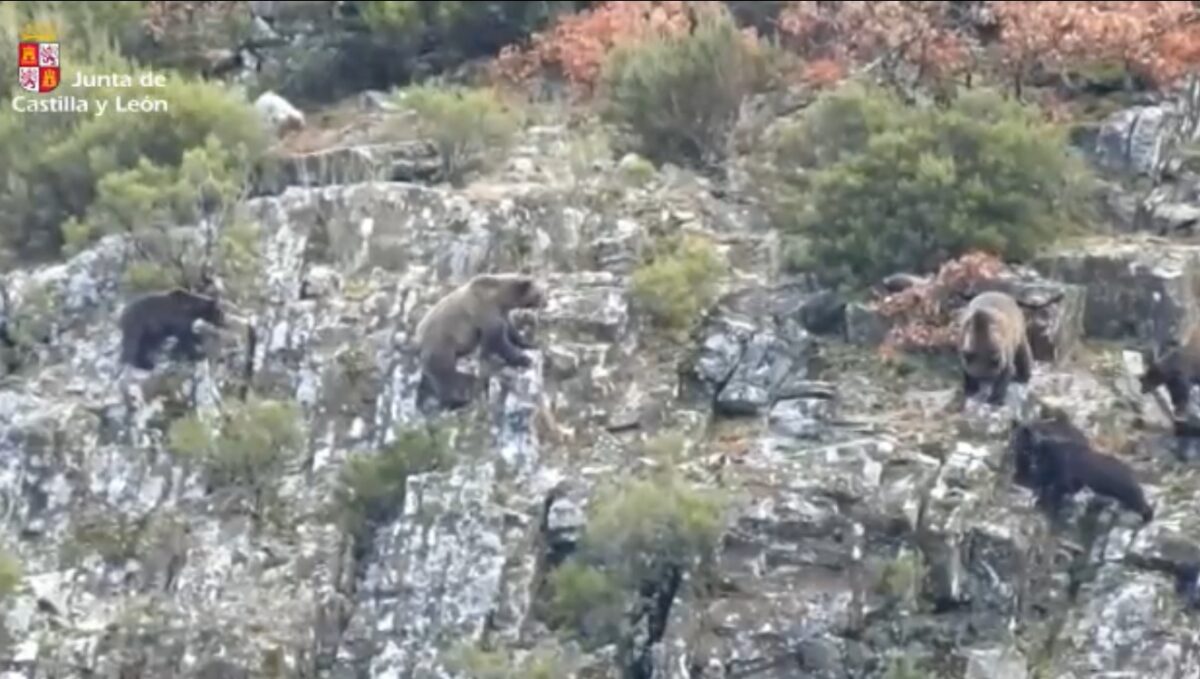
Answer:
[
  {"xmin": 1035, "ymin": 240, "xmax": 1200, "ymax": 348},
  {"xmin": 8, "ymin": 98, "xmax": 1200, "ymax": 679}
]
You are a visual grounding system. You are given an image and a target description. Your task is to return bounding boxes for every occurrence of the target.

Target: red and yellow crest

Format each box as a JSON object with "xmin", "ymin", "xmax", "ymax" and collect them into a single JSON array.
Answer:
[{"xmin": 17, "ymin": 22, "xmax": 60, "ymax": 94}]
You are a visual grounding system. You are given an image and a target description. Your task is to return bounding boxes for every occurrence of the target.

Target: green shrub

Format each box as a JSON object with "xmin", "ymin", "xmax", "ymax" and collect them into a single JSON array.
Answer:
[
  {"xmin": 335, "ymin": 423, "xmax": 454, "ymax": 540},
  {"xmin": 599, "ymin": 6, "xmax": 767, "ymax": 168},
  {"xmin": 167, "ymin": 399, "xmax": 305, "ymax": 514},
  {"xmin": 0, "ymin": 550, "xmax": 22, "ymax": 598},
  {"xmin": 547, "ymin": 472, "xmax": 726, "ymax": 646},
  {"xmin": 444, "ymin": 638, "xmax": 580, "ymax": 679},
  {"xmin": 393, "ymin": 84, "xmax": 522, "ymax": 185},
  {"xmin": 630, "ymin": 234, "xmax": 726, "ymax": 340},
  {"xmin": 547, "ymin": 561, "xmax": 625, "ymax": 644},
  {"xmin": 762, "ymin": 82, "xmax": 1095, "ymax": 285},
  {"xmin": 583, "ymin": 476, "xmax": 725, "ymax": 576},
  {"xmin": 617, "ymin": 154, "xmax": 656, "ymax": 186},
  {"xmin": 875, "ymin": 550, "xmax": 925, "ymax": 603}
]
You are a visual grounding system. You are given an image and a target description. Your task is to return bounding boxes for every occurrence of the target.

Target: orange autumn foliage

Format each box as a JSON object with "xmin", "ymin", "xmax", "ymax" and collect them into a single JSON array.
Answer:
[
  {"xmin": 990, "ymin": 1, "xmax": 1200, "ymax": 90},
  {"xmin": 774, "ymin": 0, "xmax": 1200, "ymax": 92},
  {"xmin": 874, "ymin": 252, "xmax": 1008, "ymax": 356},
  {"xmin": 777, "ymin": 1, "xmax": 970, "ymax": 87},
  {"xmin": 490, "ymin": 1, "xmax": 697, "ymax": 95}
]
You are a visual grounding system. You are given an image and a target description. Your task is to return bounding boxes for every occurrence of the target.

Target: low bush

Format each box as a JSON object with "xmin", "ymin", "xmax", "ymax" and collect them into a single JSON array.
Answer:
[
  {"xmin": 630, "ymin": 234, "xmax": 726, "ymax": 340},
  {"xmin": 167, "ymin": 399, "xmax": 305, "ymax": 515},
  {"xmin": 0, "ymin": 550, "xmax": 21, "ymax": 598},
  {"xmin": 547, "ymin": 472, "xmax": 726, "ymax": 647},
  {"xmin": 393, "ymin": 84, "xmax": 522, "ymax": 185},
  {"xmin": 599, "ymin": 5, "xmax": 768, "ymax": 168},
  {"xmin": 444, "ymin": 638, "xmax": 580, "ymax": 679},
  {"xmin": 759, "ymin": 82, "xmax": 1095, "ymax": 286},
  {"xmin": 334, "ymin": 423, "xmax": 454, "ymax": 541},
  {"xmin": 546, "ymin": 561, "xmax": 626, "ymax": 642}
]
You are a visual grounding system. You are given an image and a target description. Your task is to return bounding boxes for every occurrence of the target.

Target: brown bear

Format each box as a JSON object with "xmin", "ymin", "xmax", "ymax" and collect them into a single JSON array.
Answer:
[
  {"xmin": 1141, "ymin": 325, "xmax": 1200, "ymax": 421},
  {"xmin": 958, "ymin": 291, "xmax": 1034, "ymax": 406},
  {"xmin": 415, "ymin": 273, "xmax": 545, "ymax": 410},
  {"xmin": 1010, "ymin": 416, "xmax": 1154, "ymax": 524}
]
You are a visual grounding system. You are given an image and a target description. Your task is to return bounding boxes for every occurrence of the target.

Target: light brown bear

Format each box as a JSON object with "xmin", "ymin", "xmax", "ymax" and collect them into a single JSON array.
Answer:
[
  {"xmin": 958, "ymin": 290, "xmax": 1033, "ymax": 406},
  {"xmin": 415, "ymin": 273, "xmax": 545, "ymax": 410}
]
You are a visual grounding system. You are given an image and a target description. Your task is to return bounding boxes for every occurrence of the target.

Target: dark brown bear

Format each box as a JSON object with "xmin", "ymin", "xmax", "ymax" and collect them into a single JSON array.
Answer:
[
  {"xmin": 1141, "ymin": 325, "xmax": 1200, "ymax": 420},
  {"xmin": 415, "ymin": 273, "xmax": 545, "ymax": 410},
  {"xmin": 958, "ymin": 291, "xmax": 1034, "ymax": 406},
  {"xmin": 119, "ymin": 289, "xmax": 226, "ymax": 371},
  {"xmin": 1010, "ymin": 417, "xmax": 1154, "ymax": 524}
]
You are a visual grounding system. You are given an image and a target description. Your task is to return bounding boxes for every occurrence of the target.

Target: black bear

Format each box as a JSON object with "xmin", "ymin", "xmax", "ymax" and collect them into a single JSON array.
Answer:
[
  {"xmin": 415, "ymin": 273, "xmax": 545, "ymax": 409},
  {"xmin": 958, "ymin": 290, "xmax": 1034, "ymax": 406},
  {"xmin": 119, "ymin": 289, "xmax": 226, "ymax": 371},
  {"xmin": 1010, "ymin": 417, "xmax": 1154, "ymax": 524}
]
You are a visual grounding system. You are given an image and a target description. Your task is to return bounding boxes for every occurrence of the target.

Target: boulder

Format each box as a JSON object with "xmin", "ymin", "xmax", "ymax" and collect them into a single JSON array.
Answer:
[
  {"xmin": 253, "ymin": 141, "xmax": 442, "ymax": 196},
  {"xmin": 1095, "ymin": 105, "xmax": 1173, "ymax": 178},
  {"xmin": 1034, "ymin": 239, "xmax": 1200, "ymax": 346},
  {"xmin": 1093, "ymin": 78, "xmax": 1200, "ymax": 180},
  {"xmin": 688, "ymin": 283, "xmax": 821, "ymax": 416},
  {"xmin": 253, "ymin": 91, "xmax": 305, "ymax": 137}
]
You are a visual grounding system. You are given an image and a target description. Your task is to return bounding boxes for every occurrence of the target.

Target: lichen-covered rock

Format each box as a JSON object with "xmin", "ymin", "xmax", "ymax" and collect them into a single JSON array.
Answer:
[
  {"xmin": 1034, "ymin": 239, "xmax": 1200, "ymax": 346},
  {"xmin": 1093, "ymin": 79, "xmax": 1200, "ymax": 180},
  {"xmin": 254, "ymin": 141, "xmax": 442, "ymax": 196},
  {"xmin": 7, "ymin": 105, "xmax": 1200, "ymax": 679},
  {"xmin": 1046, "ymin": 568, "xmax": 1200, "ymax": 678}
]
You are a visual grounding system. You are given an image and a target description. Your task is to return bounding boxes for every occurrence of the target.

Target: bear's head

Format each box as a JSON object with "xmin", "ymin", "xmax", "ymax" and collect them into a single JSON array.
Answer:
[
  {"xmin": 170, "ymin": 289, "xmax": 226, "ymax": 328},
  {"xmin": 472, "ymin": 274, "xmax": 545, "ymax": 312}
]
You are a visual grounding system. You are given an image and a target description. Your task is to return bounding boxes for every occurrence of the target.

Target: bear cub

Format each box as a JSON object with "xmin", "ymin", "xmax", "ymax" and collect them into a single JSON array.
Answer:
[
  {"xmin": 958, "ymin": 290, "xmax": 1034, "ymax": 406},
  {"xmin": 415, "ymin": 273, "xmax": 545, "ymax": 410},
  {"xmin": 119, "ymin": 289, "xmax": 226, "ymax": 371},
  {"xmin": 1010, "ymin": 416, "xmax": 1154, "ymax": 524}
]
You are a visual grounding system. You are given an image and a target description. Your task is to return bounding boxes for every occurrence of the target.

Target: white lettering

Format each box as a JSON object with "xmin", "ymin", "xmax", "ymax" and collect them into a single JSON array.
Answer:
[
  {"xmin": 10, "ymin": 95, "xmax": 89, "ymax": 113},
  {"xmin": 138, "ymin": 71, "xmax": 168, "ymax": 87},
  {"xmin": 71, "ymin": 72, "xmax": 134, "ymax": 88},
  {"xmin": 116, "ymin": 96, "xmax": 168, "ymax": 113},
  {"xmin": 95, "ymin": 99, "xmax": 108, "ymax": 116}
]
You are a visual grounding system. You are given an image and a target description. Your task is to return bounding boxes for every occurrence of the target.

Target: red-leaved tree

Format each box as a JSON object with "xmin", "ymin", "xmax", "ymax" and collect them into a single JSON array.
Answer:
[
  {"xmin": 777, "ymin": 1, "xmax": 970, "ymax": 90},
  {"xmin": 490, "ymin": 1, "xmax": 697, "ymax": 96},
  {"xmin": 989, "ymin": 1, "xmax": 1200, "ymax": 96}
]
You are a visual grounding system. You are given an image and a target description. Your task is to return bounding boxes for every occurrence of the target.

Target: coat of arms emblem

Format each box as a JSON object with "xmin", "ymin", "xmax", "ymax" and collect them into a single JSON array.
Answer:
[{"xmin": 17, "ymin": 23, "xmax": 60, "ymax": 94}]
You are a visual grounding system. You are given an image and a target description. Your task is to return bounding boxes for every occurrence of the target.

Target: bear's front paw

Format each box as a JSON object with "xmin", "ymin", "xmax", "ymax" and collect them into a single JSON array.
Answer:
[{"xmin": 509, "ymin": 353, "xmax": 532, "ymax": 368}]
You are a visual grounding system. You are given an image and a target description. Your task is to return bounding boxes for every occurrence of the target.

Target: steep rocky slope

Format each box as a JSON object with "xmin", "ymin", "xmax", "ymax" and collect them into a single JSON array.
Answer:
[{"xmin": 4, "ymin": 87, "xmax": 1200, "ymax": 679}]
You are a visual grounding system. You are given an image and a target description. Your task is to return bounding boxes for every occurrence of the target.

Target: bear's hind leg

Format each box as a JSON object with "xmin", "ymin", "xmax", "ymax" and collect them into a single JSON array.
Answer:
[
  {"xmin": 124, "ymin": 328, "xmax": 159, "ymax": 371},
  {"xmin": 424, "ymin": 351, "xmax": 472, "ymax": 409},
  {"xmin": 171, "ymin": 329, "xmax": 207, "ymax": 361}
]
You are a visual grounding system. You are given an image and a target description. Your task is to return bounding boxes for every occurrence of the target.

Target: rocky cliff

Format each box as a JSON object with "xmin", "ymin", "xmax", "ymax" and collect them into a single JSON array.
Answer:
[{"xmin": 4, "ymin": 86, "xmax": 1200, "ymax": 679}]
